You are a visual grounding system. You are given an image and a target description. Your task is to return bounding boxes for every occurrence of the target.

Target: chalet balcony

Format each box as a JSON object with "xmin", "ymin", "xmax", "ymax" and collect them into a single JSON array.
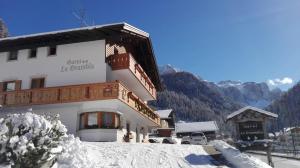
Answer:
[
  {"xmin": 0, "ymin": 81, "xmax": 160, "ymax": 126},
  {"xmin": 106, "ymin": 53, "xmax": 156, "ymax": 101}
]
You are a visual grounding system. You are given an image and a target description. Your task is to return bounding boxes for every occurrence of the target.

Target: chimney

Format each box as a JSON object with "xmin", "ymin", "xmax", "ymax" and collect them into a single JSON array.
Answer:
[{"xmin": 0, "ymin": 18, "xmax": 9, "ymax": 38}]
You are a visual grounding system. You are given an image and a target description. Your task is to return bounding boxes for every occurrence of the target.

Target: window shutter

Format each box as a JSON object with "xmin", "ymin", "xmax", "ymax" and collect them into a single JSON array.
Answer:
[
  {"xmin": 98, "ymin": 112, "xmax": 102, "ymax": 128},
  {"xmin": 0, "ymin": 82, "xmax": 3, "ymax": 92},
  {"xmin": 84, "ymin": 113, "xmax": 88, "ymax": 128},
  {"xmin": 112, "ymin": 113, "xmax": 116, "ymax": 127},
  {"xmin": 15, "ymin": 80, "xmax": 22, "ymax": 90}
]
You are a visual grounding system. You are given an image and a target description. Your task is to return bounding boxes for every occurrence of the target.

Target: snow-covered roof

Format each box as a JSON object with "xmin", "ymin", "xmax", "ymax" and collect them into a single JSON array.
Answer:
[
  {"xmin": 0, "ymin": 22, "xmax": 162, "ymax": 91},
  {"xmin": 284, "ymin": 127, "xmax": 300, "ymax": 132},
  {"xmin": 227, "ymin": 106, "xmax": 278, "ymax": 120},
  {"xmin": 155, "ymin": 109, "xmax": 173, "ymax": 119},
  {"xmin": 0, "ymin": 22, "xmax": 148, "ymax": 42},
  {"xmin": 175, "ymin": 121, "xmax": 219, "ymax": 133}
]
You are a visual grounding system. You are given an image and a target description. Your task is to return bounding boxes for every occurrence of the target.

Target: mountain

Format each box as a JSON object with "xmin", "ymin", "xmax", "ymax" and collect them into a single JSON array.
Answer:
[
  {"xmin": 151, "ymin": 65, "xmax": 283, "ymax": 128},
  {"xmin": 158, "ymin": 64, "xmax": 179, "ymax": 75},
  {"xmin": 267, "ymin": 82, "xmax": 300, "ymax": 129},
  {"xmin": 217, "ymin": 81, "xmax": 282, "ymax": 108},
  {"xmin": 150, "ymin": 70, "xmax": 241, "ymax": 130}
]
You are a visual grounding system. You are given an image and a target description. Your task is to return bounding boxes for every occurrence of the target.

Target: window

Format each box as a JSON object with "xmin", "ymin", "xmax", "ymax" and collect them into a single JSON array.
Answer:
[
  {"xmin": 102, "ymin": 113, "xmax": 113, "ymax": 128},
  {"xmin": 87, "ymin": 113, "xmax": 98, "ymax": 129},
  {"xmin": 79, "ymin": 114, "xmax": 85, "ymax": 129},
  {"xmin": 3, "ymin": 81, "xmax": 16, "ymax": 91},
  {"xmin": 191, "ymin": 132, "xmax": 205, "ymax": 137},
  {"xmin": 79, "ymin": 112, "xmax": 120, "ymax": 129},
  {"xmin": 2, "ymin": 80, "xmax": 21, "ymax": 92},
  {"xmin": 31, "ymin": 78, "xmax": 45, "ymax": 89},
  {"xmin": 29, "ymin": 48, "xmax": 37, "ymax": 58},
  {"xmin": 48, "ymin": 46, "xmax": 57, "ymax": 56},
  {"xmin": 8, "ymin": 51, "xmax": 18, "ymax": 61}
]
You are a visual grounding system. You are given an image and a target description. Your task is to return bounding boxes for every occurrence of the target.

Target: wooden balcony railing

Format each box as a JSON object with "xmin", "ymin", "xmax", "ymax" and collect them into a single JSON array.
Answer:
[
  {"xmin": 0, "ymin": 81, "xmax": 160, "ymax": 126},
  {"xmin": 117, "ymin": 82, "xmax": 160, "ymax": 125},
  {"xmin": 106, "ymin": 53, "xmax": 156, "ymax": 99}
]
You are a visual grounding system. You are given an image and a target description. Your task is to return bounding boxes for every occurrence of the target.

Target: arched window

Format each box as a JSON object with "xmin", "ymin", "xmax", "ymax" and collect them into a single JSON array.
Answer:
[{"xmin": 79, "ymin": 112, "xmax": 120, "ymax": 129}]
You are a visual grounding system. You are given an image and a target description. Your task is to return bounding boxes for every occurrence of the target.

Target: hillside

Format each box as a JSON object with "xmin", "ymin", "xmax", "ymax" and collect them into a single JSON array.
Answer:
[
  {"xmin": 150, "ymin": 70, "xmax": 241, "ymax": 127},
  {"xmin": 267, "ymin": 82, "xmax": 300, "ymax": 129},
  {"xmin": 217, "ymin": 80, "xmax": 282, "ymax": 108},
  {"xmin": 151, "ymin": 65, "xmax": 283, "ymax": 127}
]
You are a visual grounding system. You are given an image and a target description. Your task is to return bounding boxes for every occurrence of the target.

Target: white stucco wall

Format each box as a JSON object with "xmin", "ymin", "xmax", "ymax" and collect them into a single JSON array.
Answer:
[
  {"xmin": 78, "ymin": 129, "xmax": 123, "ymax": 142},
  {"xmin": 0, "ymin": 40, "xmax": 106, "ymax": 89},
  {"xmin": 31, "ymin": 104, "xmax": 81, "ymax": 135},
  {"xmin": 0, "ymin": 99, "xmax": 154, "ymax": 143}
]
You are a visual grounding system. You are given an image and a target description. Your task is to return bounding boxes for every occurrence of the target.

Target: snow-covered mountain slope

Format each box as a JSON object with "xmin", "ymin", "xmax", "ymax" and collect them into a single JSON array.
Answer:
[
  {"xmin": 157, "ymin": 64, "xmax": 282, "ymax": 109},
  {"xmin": 158, "ymin": 64, "xmax": 180, "ymax": 75},
  {"xmin": 84, "ymin": 142, "xmax": 227, "ymax": 168},
  {"xmin": 217, "ymin": 81, "xmax": 282, "ymax": 108},
  {"xmin": 217, "ymin": 80, "xmax": 243, "ymax": 88}
]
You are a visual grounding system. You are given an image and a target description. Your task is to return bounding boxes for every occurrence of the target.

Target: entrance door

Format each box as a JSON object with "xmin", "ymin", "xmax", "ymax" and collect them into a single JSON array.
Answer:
[
  {"xmin": 136, "ymin": 127, "xmax": 140, "ymax": 143},
  {"xmin": 124, "ymin": 122, "xmax": 130, "ymax": 142}
]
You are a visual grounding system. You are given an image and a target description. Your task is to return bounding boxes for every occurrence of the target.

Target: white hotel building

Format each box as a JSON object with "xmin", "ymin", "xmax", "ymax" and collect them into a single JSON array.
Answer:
[{"xmin": 0, "ymin": 23, "xmax": 162, "ymax": 142}]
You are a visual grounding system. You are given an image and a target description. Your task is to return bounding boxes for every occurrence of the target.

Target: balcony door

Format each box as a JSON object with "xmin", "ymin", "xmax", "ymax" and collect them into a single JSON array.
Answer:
[{"xmin": 31, "ymin": 78, "xmax": 45, "ymax": 89}]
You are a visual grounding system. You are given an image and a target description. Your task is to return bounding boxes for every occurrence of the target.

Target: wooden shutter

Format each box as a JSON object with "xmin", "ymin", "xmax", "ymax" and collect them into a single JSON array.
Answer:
[
  {"xmin": 15, "ymin": 80, "xmax": 22, "ymax": 90},
  {"xmin": 84, "ymin": 113, "xmax": 88, "ymax": 129},
  {"xmin": 112, "ymin": 113, "xmax": 116, "ymax": 128},
  {"xmin": 98, "ymin": 112, "xmax": 102, "ymax": 128},
  {"xmin": 0, "ymin": 82, "xmax": 3, "ymax": 92}
]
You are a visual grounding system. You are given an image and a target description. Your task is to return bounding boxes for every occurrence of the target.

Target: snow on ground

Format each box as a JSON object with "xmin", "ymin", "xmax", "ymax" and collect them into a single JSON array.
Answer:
[
  {"xmin": 84, "ymin": 142, "xmax": 228, "ymax": 168},
  {"xmin": 210, "ymin": 140, "xmax": 272, "ymax": 168},
  {"xmin": 56, "ymin": 136, "xmax": 96, "ymax": 168},
  {"xmin": 248, "ymin": 153, "xmax": 300, "ymax": 168}
]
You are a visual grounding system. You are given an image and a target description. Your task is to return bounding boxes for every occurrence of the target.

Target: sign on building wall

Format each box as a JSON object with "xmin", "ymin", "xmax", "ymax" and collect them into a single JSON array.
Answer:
[{"xmin": 60, "ymin": 59, "xmax": 95, "ymax": 72}]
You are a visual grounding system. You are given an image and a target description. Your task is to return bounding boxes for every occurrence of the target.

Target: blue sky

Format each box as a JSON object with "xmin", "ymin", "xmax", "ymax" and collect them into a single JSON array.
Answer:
[{"xmin": 1, "ymin": 0, "xmax": 300, "ymax": 90}]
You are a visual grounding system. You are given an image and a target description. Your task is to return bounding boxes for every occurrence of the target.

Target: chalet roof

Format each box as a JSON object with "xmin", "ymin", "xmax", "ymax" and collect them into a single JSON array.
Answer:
[
  {"xmin": 0, "ymin": 22, "xmax": 149, "ymax": 42},
  {"xmin": 0, "ymin": 22, "xmax": 161, "ymax": 90},
  {"xmin": 155, "ymin": 109, "xmax": 173, "ymax": 119},
  {"xmin": 226, "ymin": 106, "xmax": 278, "ymax": 121},
  {"xmin": 175, "ymin": 121, "xmax": 219, "ymax": 133}
]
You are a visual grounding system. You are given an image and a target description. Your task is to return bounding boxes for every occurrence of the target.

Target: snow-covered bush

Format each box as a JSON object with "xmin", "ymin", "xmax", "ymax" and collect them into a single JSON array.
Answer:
[{"xmin": 0, "ymin": 112, "xmax": 67, "ymax": 167}]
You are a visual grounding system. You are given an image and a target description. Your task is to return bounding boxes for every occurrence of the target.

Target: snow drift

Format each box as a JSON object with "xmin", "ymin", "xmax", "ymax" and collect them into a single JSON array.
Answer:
[{"xmin": 210, "ymin": 140, "xmax": 271, "ymax": 168}]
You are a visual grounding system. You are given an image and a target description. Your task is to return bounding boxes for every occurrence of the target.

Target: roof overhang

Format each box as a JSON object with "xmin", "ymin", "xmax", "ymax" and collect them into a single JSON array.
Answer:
[
  {"xmin": 226, "ymin": 106, "xmax": 278, "ymax": 122},
  {"xmin": 155, "ymin": 109, "xmax": 173, "ymax": 118}
]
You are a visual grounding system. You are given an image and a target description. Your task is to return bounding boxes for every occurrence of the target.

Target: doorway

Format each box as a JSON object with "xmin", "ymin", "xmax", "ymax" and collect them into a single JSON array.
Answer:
[{"xmin": 136, "ymin": 127, "xmax": 140, "ymax": 142}]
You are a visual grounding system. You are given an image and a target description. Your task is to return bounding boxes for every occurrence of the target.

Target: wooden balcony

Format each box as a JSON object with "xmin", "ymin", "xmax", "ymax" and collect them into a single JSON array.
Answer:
[
  {"xmin": 117, "ymin": 82, "xmax": 160, "ymax": 125},
  {"xmin": 106, "ymin": 53, "xmax": 156, "ymax": 100},
  {"xmin": 0, "ymin": 81, "xmax": 160, "ymax": 125}
]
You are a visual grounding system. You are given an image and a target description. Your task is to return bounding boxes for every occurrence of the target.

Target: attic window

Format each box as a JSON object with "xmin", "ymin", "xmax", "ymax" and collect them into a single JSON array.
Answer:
[
  {"xmin": 8, "ymin": 51, "xmax": 18, "ymax": 61},
  {"xmin": 29, "ymin": 48, "xmax": 37, "ymax": 58},
  {"xmin": 114, "ymin": 47, "xmax": 119, "ymax": 55},
  {"xmin": 48, "ymin": 46, "xmax": 57, "ymax": 56}
]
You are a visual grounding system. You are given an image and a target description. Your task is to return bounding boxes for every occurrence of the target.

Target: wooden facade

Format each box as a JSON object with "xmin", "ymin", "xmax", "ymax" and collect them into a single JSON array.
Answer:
[
  {"xmin": 0, "ymin": 81, "xmax": 160, "ymax": 126},
  {"xmin": 227, "ymin": 107, "xmax": 277, "ymax": 141}
]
